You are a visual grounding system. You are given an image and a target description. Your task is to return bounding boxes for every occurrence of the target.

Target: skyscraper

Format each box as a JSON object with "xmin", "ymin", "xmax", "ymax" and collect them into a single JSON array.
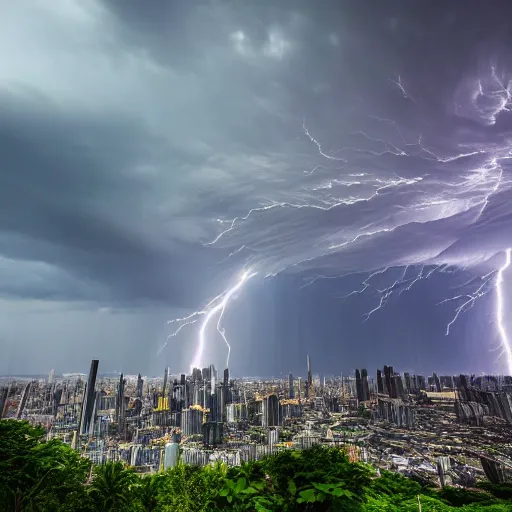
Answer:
[
  {"xmin": 163, "ymin": 367, "xmax": 169, "ymax": 397},
  {"xmin": 376, "ymin": 370, "xmax": 384, "ymax": 394},
  {"xmin": 355, "ymin": 369, "xmax": 363, "ymax": 402},
  {"xmin": 306, "ymin": 354, "xmax": 313, "ymax": 398},
  {"xmin": 137, "ymin": 373, "xmax": 144, "ymax": 399},
  {"xmin": 288, "ymin": 372, "xmax": 294, "ymax": 399},
  {"xmin": 79, "ymin": 359, "xmax": 99, "ymax": 435},
  {"xmin": 261, "ymin": 394, "xmax": 280, "ymax": 427},
  {"xmin": 361, "ymin": 368, "xmax": 370, "ymax": 401}
]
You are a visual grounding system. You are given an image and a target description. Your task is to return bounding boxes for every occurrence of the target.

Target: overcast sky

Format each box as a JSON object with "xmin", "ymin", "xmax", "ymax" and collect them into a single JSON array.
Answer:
[{"xmin": 2, "ymin": 0, "xmax": 512, "ymax": 377}]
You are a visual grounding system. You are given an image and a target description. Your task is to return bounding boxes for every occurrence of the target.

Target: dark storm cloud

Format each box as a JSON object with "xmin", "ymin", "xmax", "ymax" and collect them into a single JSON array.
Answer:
[
  {"xmin": 3, "ymin": 0, "xmax": 512, "ymax": 374},
  {"xmin": 0, "ymin": 90, "xmax": 219, "ymax": 306}
]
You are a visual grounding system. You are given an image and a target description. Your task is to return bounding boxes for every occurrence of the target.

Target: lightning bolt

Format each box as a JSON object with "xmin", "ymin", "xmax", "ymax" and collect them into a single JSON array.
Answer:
[
  {"xmin": 473, "ymin": 157, "xmax": 505, "ymax": 222},
  {"xmin": 200, "ymin": 94, "xmax": 512, "ymax": 374},
  {"xmin": 329, "ymin": 227, "xmax": 395, "ymax": 250},
  {"xmin": 496, "ymin": 248, "xmax": 512, "ymax": 375},
  {"xmin": 389, "ymin": 74, "xmax": 418, "ymax": 105},
  {"xmin": 206, "ymin": 174, "xmax": 422, "ymax": 247},
  {"xmin": 206, "ymin": 116, "xmax": 428, "ymax": 248},
  {"xmin": 436, "ymin": 249, "xmax": 512, "ymax": 374},
  {"xmin": 302, "ymin": 118, "xmax": 347, "ymax": 162},
  {"xmin": 360, "ymin": 265, "xmax": 440, "ymax": 320},
  {"xmin": 344, "ymin": 130, "xmax": 407, "ymax": 157},
  {"xmin": 438, "ymin": 272, "xmax": 495, "ymax": 335},
  {"xmin": 167, "ymin": 269, "xmax": 256, "ymax": 372}
]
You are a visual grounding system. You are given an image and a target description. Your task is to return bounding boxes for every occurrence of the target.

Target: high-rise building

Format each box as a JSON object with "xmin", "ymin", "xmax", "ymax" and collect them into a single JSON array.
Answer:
[
  {"xmin": 220, "ymin": 368, "xmax": 230, "ymax": 422},
  {"xmin": 116, "ymin": 373, "xmax": 125, "ymax": 422},
  {"xmin": 384, "ymin": 365, "xmax": 397, "ymax": 398},
  {"xmin": 203, "ymin": 421, "xmax": 223, "ymax": 446},
  {"xmin": 181, "ymin": 408, "xmax": 203, "ymax": 437},
  {"xmin": 304, "ymin": 354, "xmax": 314, "ymax": 398},
  {"xmin": 136, "ymin": 373, "xmax": 144, "ymax": 399},
  {"xmin": 261, "ymin": 394, "xmax": 280, "ymax": 427},
  {"xmin": 432, "ymin": 372, "xmax": 442, "ymax": 392},
  {"xmin": 192, "ymin": 368, "xmax": 202, "ymax": 382},
  {"xmin": 355, "ymin": 369, "xmax": 363, "ymax": 402},
  {"xmin": 288, "ymin": 372, "xmax": 294, "ymax": 399},
  {"xmin": 361, "ymin": 368, "xmax": 370, "ymax": 401},
  {"xmin": 16, "ymin": 382, "xmax": 32, "ymax": 419},
  {"xmin": 0, "ymin": 385, "xmax": 10, "ymax": 419},
  {"xmin": 376, "ymin": 369, "xmax": 384, "ymax": 394},
  {"xmin": 404, "ymin": 372, "xmax": 411, "ymax": 394},
  {"xmin": 79, "ymin": 359, "xmax": 99, "ymax": 435},
  {"xmin": 163, "ymin": 367, "xmax": 169, "ymax": 397}
]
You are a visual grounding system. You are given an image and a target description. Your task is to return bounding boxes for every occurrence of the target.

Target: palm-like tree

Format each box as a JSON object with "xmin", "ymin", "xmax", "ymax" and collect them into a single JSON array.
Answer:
[
  {"xmin": 88, "ymin": 461, "xmax": 136, "ymax": 511},
  {"xmin": 135, "ymin": 474, "xmax": 164, "ymax": 512}
]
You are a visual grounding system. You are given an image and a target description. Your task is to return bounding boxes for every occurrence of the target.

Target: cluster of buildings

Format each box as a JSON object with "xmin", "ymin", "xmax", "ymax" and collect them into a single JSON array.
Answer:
[{"xmin": 1, "ymin": 357, "xmax": 511, "ymax": 486}]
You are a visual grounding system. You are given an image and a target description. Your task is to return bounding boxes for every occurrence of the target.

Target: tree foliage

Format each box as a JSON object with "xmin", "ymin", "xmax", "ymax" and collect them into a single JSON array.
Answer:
[
  {"xmin": 1, "ymin": 419, "xmax": 511, "ymax": 511},
  {"xmin": 0, "ymin": 420, "xmax": 91, "ymax": 512}
]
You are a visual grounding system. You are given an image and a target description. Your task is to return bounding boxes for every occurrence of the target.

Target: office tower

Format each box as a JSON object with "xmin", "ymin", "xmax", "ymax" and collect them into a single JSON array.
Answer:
[
  {"xmin": 192, "ymin": 368, "xmax": 202, "ymax": 382},
  {"xmin": 0, "ymin": 387, "xmax": 8, "ymax": 419},
  {"xmin": 376, "ymin": 370, "xmax": 384, "ymax": 394},
  {"xmin": 355, "ymin": 369, "xmax": 363, "ymax": 401},
  {"xmin": 226, "ymin": 403, "xmax": 243, "ymax": 423},
  {"xmin": 209, "ymin": 364, "xmax": 216, "ymax": 391},
  {"xmin": 268, "ymin": 428, "xmax": 279, "ymax": 446},
  {"xmin": 404, "ymin": 372, "xmax": 411, "ymax": 394},
  {"xmin": 226, "ymin": 403, "xmax": 235, "ymax": 423},
  {"xmin": 116, "ymin": 373, "xmax": 126, "ymax": 437},
  {"xmin": 16, "ymin": 382, "xmax": 32, "ymax": 419},
  {"xmin": 210, "ymin": 389, "xmax": 220, "ymax": 422},
  {"xmin": 48, "ymin": 369, "xmax": 54, "ymax": 384},
  {"xmin": 384, "ymin": 365, "xmax": 397, "ymax": 398},
  {"xmin": 79, "ymin": 359, "xmax": 99, "ymax": 435},
  {"xmin": 432, "ymin": 372, "xmax": 442, "ymax": 392},
  {"xmin": 137, "ymin": 373, "xmax": 144, "ymax": 399},
  {"xmin": 181, "ymin": 408, "xmax": 203, "ymax": 436},
  {"xmin": 288, "ymin": 372, "xmax": 294, "ymax": 399},
  {"xmin": 220, "ymin": 368, "xmax": 229, "ymax": 422},
  {"xmin": 262, "ymin": 394, "xmax": 280, "ymax": 427},
  {"xmin": 52, "ymin": 388, "xmax": 63, "ymax": 417},
  {"xmin": 203, "ymin": 421, "xmax": 223, "ymax": 447},
  {"xmin": 394, "ymin": 375, "xmax": 405, "ymax": 398},
  {"xmin": 203, "ymin": 379, "xmax": 212, "ymax": 411},
  {"xmin": 0, "ymin": 387, "xmax": 9, "ymax": 419},
  {"xmin": 163, "ymin": 367, "xmax": 169, "ymax": 398},
  {"xmin": 361, "ymin": 369, "xmax": 370, "ymax": 401},
  {"xmin": 307, "ymin": 354, "xmax": 313, "ymax": 398}
]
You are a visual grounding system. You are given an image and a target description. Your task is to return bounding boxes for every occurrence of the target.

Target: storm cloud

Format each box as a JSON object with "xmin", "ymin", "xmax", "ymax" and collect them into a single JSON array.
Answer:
[{"xmin": 2, "ymin": 0, "xmax": 512, "ymax": 376}]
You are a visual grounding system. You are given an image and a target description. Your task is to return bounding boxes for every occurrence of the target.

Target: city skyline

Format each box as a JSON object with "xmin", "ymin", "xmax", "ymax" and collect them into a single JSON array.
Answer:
[{"xmin": 2, "ymin": 355, "xmax": 511, "ymax": 485}]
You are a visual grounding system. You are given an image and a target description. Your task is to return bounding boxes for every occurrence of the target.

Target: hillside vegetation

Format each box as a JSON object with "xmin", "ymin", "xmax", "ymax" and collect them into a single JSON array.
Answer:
[{"xmin": 1, "ymin": 420, "xmax": 511, "ymax": 511}]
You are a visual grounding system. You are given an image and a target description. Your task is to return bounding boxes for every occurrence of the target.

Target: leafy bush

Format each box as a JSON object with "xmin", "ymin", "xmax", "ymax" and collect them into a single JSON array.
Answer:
[
  {"xmin": 476, "ymin": 482, "xmax": 512, "ymax": 500},
  {"xmin": 1, "ymin": 419, "xmax": 512, "ymax": 511},
  {"xmin": 439, "ymin": 486, "xmax": 496, "ymax": 507}
]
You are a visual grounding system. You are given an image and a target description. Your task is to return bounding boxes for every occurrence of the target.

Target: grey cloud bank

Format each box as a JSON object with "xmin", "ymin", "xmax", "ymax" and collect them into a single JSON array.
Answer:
[{"xmin": 2, "ymin": 0, "xmax": 512, "ymax": 376}]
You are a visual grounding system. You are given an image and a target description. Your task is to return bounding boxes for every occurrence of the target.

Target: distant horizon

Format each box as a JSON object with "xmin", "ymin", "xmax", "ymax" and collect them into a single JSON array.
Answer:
[{"xmin": 1, "ymin": 368, "xmax": 510, "ymax": 379}]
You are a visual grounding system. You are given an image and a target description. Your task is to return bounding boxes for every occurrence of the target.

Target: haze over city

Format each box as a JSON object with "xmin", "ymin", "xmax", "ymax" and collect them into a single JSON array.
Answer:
[{"xmin": 2, "ymin": 0, "xmax": 512, "ymax": 377}]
